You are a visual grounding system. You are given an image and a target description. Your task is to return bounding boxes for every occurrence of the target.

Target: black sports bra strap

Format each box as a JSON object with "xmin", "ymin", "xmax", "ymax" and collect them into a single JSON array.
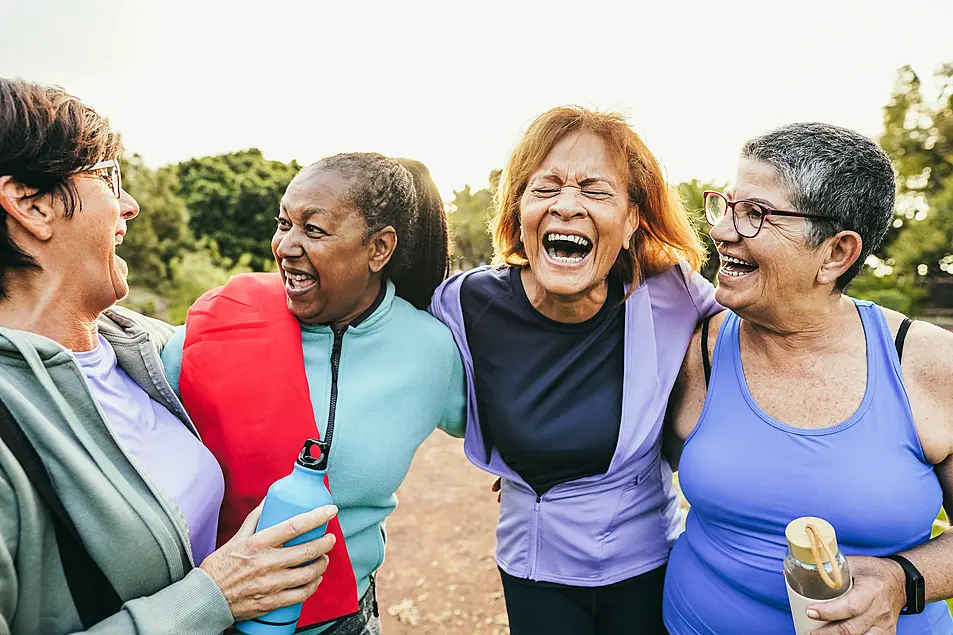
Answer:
[
  {"xmin": 701, "ymin": 316, "xmax": 713, "ymax": 387},
  {"xmin": 895, "ymin": 317, "xmax": 913, "ymax": 364}
]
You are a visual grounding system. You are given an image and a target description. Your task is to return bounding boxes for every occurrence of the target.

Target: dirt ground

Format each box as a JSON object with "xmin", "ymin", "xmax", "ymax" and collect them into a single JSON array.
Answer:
[{"xmin": 377, "ymin": 434, "xmax": 509, "ymax": 635}]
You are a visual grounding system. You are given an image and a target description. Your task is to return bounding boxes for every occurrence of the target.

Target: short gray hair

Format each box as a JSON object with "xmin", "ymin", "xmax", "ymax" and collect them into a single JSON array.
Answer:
[{"xmin": 741, "ymin": 122, "xmax": 896, "ymax": 289}]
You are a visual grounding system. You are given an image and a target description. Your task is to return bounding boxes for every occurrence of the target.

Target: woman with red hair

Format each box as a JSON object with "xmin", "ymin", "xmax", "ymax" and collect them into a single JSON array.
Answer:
[{"xmin": 430, "ymin": 106, "xmax": 719, "ymax": 634}]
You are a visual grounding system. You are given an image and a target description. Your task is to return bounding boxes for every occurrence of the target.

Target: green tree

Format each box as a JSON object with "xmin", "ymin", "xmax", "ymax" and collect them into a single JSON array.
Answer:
[
  {"xmin": 448, "ymin": 170, "xmax": 500, "ymax": 270},
  {"xmin": 677, "ymin": 179, "xmax": 723, "ymax": 282},
  {"xmin": 176, "ymin": 149, "xmax": 301, "ymax": 271},
  {"xmin": 117, "ymin": 155, "xmax": 191, "ymax": 289},
  {"xmin": 871, "ymin": 64, "xmax": 953, "ymax": 310}
]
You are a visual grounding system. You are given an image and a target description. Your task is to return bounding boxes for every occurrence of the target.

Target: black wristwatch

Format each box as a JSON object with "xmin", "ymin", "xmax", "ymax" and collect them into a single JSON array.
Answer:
[{"xmin": 884, "ymin": 554, "xmax": 925, "ymax": 614}]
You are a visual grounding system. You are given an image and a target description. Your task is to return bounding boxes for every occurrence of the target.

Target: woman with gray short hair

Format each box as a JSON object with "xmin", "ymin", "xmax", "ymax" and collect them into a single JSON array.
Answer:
[{"xmin": 664, "ymin": 123, "xmax": 953, "ymax": 634}]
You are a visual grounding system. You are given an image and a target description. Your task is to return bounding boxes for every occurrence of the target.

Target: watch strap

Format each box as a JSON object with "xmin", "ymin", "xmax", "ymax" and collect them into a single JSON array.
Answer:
[{"xmin": 884, "ymin": 554, "xmax": 926, "ymax": 615}]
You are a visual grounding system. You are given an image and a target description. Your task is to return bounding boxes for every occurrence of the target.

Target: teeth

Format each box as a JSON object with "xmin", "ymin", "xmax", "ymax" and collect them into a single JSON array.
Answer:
[
  {"xmin": 546, "ymin": 232, "xmax": 591, "ymax": 247},
  {"xmin": 721, "ymin": 268, "xmax": 750, "ymax": 277},
  {"xmin": 288, "ymin": 273, "xmax": 313, "ymax": 281},
  {"xmin": 721, "ymin": 255, "xmax": 755, "ymax": 267},
  {"xmin": 547, "ymin": 248, "xmax": 585, "ymax": 264}
]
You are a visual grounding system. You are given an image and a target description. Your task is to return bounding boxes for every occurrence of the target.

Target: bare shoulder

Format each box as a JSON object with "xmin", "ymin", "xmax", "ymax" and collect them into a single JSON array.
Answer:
[
  {"xmin": 881, "ymin": 306, "xmax": 953, "ymax": 464},
  {"xmin": 670, "ymin": 310, "xmax": 729, "ymax": 442}
]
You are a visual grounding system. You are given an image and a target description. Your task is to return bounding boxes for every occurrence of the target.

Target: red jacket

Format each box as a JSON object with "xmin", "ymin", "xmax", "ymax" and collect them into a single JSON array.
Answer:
[{"xmin": 180, "ymin": 273, "xmax": 358, "ymax": 627}]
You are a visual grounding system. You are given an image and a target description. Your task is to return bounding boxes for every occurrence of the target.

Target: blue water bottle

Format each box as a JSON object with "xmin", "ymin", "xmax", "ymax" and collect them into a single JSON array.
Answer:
[{"xmin": 234, "ymin": 438, "xmax": 333, "ymax": 635}]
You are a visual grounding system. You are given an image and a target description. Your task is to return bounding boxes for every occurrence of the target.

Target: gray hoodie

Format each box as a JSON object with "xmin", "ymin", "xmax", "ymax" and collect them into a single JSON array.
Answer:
[{"xmin": 0, "ymin": 306, "xmax": 234, "ymax": 635}]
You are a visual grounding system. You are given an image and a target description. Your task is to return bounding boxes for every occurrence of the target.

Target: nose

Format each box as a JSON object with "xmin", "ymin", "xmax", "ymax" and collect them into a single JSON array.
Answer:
[
  {"xmin": 119, "ymin": 189, "xmax": 140, "ymax": 221},
  {"xmin": 709, "ymin": 208, "xmax": 739, "ymax": 244},
  {"xmin": 549, "ymin": 187, "xmax": 587, "ymax": 221},
  {"xmin": 274, "ymin": 226, "xmax": 304, "ymax": 260}
]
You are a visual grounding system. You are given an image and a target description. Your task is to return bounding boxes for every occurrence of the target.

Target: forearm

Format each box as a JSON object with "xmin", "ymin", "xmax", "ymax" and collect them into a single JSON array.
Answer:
[{"xmin": 900, "ymin": 527, "xmax": 953, "ymax": 604}]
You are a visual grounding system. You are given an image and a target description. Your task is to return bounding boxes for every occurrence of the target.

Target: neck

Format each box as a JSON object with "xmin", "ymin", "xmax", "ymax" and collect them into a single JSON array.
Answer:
[
  {"xmin": 740, "ymin": 292, "xmax": 858, "ymax": 357},
  {"xmin": 329, "ymin": 276, "xmax": 384, "ymax": 330},
  {"xmin": 0, "ymin": 271, "xmax": 101, "ymax": 351},
  {"xmin": 521, "ymin": 267, "xmax": 608, "ymax": 323}
]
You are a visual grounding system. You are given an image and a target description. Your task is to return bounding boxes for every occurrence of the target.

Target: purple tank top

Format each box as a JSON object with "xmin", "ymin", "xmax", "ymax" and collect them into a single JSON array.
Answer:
[{"xmin": 664, "ymin": 301, "xmax": 953, "ymax": 634}]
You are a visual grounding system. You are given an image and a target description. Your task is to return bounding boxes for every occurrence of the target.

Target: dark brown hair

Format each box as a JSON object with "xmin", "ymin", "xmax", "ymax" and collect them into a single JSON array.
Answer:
[
  {"xmin": 0, "ymin": 78, "xmax": 122, "ymax": 297},
  {"xmin": 313, "ymin": 153, "xmax": 451, "ymax": 309}
]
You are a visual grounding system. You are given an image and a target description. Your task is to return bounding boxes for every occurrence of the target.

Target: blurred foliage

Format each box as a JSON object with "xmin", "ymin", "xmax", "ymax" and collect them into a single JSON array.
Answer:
[
  {"xmin": 175, "ymin": 149, "xmax": 300, "ymax": 271},
  {"xmin": 448, "ymin": 170, "xmax": 499, "ymax": 271}
]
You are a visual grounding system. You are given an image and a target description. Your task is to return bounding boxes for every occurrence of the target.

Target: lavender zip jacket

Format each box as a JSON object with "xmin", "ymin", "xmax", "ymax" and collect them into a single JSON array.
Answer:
[{"xmin": 429, "ymin": 262, "xmax": 720, "ymax": 586}]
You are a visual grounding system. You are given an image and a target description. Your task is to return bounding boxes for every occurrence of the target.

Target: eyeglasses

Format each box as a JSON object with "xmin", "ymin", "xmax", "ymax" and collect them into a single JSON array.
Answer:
[
  {"xmin": 73, "ymin": 159, "xmax": 122, "ymax": 199},
  {"xmin": 703, "ymin": 190, "xmax": 838, "ymax": 238}
]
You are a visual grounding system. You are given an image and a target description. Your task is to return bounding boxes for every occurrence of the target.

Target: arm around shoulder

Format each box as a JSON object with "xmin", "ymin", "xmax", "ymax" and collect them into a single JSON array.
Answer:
[
  {"xmin": 159, "ymin": 326, "xmax": 187, "ymax": 400},
  {"xmin": 438, "ymin": 343, "xmax": 467, "ymax": 439}
]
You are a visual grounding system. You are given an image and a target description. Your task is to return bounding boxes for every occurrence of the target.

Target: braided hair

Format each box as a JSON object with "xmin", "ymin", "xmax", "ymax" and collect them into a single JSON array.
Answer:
[{"xmin": 314, "ymin": 153, "xmax": 450, "ymax": 309}]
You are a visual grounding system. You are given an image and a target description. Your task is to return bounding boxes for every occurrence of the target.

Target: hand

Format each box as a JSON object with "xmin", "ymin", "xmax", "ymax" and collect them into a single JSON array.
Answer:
[
  {"xmin": 491, "ymin": 477, "xmax": 501, "ymax": 503},
  {"xmin": 808, "ymin": 556, "xmax": 907, "ymax": 635},
  {"xmin": 200, "ymin": 503, "xmax": 339, "ymax": 622}
]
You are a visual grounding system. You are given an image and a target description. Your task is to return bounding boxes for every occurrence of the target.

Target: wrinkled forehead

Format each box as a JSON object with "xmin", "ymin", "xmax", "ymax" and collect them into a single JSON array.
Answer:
[
  {"xmin": 727, "ymin": 159, "xmax": 793, "ymax": 209},
  {"xmin": 527, "ymin": 129, "xmax": 629, "ymax": 189}
]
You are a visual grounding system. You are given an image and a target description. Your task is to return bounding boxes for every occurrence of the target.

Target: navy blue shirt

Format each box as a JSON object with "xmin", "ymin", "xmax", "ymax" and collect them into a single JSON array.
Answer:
[{"xmin": 461, "ymin": 266, "xmax": 625, "ymax": 496}]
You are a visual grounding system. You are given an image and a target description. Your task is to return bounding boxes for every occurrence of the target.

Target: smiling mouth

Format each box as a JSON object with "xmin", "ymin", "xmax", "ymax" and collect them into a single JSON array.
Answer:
[
  {"xmin": 542, "ymin": 232, "xmax": 593, "ymax": 265},
  {"xmin": 719, "ymin": 254, "xmax": 759, "ymax": 278},
  {"xmin": 286, "ymin": 271, "xmax": 317, "ymax": 292}
]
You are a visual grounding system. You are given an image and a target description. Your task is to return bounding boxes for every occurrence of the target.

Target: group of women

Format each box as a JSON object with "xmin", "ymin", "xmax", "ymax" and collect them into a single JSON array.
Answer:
[{"xmin": 0, "ymin": 77, "xmax": 951, "ymax": 635}]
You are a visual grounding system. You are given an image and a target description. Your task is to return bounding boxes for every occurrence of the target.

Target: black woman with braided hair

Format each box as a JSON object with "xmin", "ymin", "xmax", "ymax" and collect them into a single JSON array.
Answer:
[{"xmin": 161, "ymin": 153, "xmax": 467, "ymax": 635}]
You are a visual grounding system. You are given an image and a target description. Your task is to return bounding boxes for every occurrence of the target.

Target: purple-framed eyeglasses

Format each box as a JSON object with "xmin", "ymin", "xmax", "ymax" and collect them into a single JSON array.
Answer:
[{"xmin": 703, "ymin": 190, "xmax": 838, "ymax": 238}]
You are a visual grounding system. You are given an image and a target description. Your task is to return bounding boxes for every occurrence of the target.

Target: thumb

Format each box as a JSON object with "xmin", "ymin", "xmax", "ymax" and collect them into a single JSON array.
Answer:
[{"xmin": 234, "ymin": 501, "xmax": 265, "ymax": 540}]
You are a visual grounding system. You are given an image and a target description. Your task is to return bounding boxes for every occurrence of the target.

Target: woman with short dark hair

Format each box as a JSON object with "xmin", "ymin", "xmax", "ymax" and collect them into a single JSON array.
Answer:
[
  {"xmin": 0, "ymin": 78, "xmax": 337, "ymax": 635},
  {"xmin": 665, "ymin": 122, "xmax": 953, "ymax": 634}
]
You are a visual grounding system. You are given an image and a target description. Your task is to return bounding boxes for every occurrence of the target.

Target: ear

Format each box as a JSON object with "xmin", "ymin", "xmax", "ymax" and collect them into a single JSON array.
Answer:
[
  {"xmin": 623, "ymin": 204, "xmax": 640, "ymax": 250},
  {"xmin": 817, "ymin": 230, "xmax": 863, "ymax": 286},
  {"xmin": 368, "ymin": 226, "xmax": 398, "ymax": 274},
  {"xmin": 0, "ymin": 176, "xmax": 56, "ymax": 241}
]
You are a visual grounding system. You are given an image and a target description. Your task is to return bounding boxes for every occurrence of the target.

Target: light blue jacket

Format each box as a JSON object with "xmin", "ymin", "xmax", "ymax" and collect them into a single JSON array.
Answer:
[{"xmin": 162, "ymin": 280, "xmax": 466, "ymax": 625}]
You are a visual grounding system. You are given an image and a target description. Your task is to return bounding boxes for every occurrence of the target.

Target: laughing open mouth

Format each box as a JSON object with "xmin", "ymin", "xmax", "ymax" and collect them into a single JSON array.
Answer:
[
  {"xmin": 720, "ymin": 254, "xmax": 759, "ymax": 277},
  {"xmin": 543, "ymin": 232, "xmax": 593, "ymax": 264},
  {"xmin": 286, "ymin": 271, "xmax": 317, "ymax": 291}
]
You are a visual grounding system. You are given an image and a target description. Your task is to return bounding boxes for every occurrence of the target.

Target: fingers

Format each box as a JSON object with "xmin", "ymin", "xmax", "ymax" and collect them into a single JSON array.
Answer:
[
  {"xmin": 808, "ymin": 616, "xmax": 878, "ymax": 635},
  {"xmin": 808, "ymin": 588, "xmax": 870, "ymax": 622},
  {"xmin": 255, "ymin": 505, "xmax": 338, "ymax": 547},
  {"xmin": 262, "ymin": 575, "xmax": 325, "ymax": 612},
  {"xmin": 235, "ymin": 501, "xmax": 265, "ymax": 539},
  {"xmin": 274, "ymin": 533, "xmax": 336, "ymax": 568}
]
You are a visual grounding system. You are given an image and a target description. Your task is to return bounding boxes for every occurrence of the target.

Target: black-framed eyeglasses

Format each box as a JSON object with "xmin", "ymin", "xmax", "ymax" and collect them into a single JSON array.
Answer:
[
  {"xmin": 703, "ymin": 190, "xmax": 838, "ymax": 238},
  {"xmin": 73, "ymin": 159, "xmax": 122, "ymax": 199}
]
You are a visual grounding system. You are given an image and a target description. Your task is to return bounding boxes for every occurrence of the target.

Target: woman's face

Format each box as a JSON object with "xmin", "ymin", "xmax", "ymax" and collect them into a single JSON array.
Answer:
[
  {"xmin": 273, "ymin": 168, "xmax": 387, "ymax": 325},
  {"xmin": 56, "ymin": 171, "xmax": 140, "ymax": 311},
  {"xmin": 519, "ymin": 130, "xmax": 637, "ymax": 299},
  {"xmin": 710, "ymin": 160, "xmax": 829, "ymax": 319}
]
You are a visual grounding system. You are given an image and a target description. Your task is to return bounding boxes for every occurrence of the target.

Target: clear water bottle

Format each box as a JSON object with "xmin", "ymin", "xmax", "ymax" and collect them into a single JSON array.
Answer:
[
  {"xmin": 784, "ymin": 516, "xmax": 852, "ymax": 634},
  {"xmin": 234, "ymin": 439, "xmax": 333, "ymax": 635}
]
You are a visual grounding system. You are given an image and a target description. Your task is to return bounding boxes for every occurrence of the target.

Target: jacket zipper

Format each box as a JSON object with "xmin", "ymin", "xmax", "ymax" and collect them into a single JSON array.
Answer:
[
  {"xmin": 320, "ymin": 327, "xmax": 346, "ymax": 463},
  {"xmin": 528, "ymin": 494, "xmax": 542, "ymax": 580}
]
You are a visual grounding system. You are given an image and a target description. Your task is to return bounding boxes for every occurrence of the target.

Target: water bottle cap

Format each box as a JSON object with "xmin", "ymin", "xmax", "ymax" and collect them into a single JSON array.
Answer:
[
  {"xmin": 786, "ymin": 516, "xmax": 838, "ymax": 564},
  {"xmin": 297, "ymin": 439, "xmax": 327, "ymax": 470}
]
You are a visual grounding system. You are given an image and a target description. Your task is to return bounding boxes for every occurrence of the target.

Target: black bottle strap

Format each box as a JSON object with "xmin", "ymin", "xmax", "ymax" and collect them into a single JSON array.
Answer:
[
  {"xmin": 0, "ymin": 398, "xmax": 122, "ymax": 627},
  {"xmin": 895, "ymin": 317, "xmax": 913, "ymax": 364},
  {"xmin": 701, "ymin": 316, "xmax": 713, "ymax": 387}
]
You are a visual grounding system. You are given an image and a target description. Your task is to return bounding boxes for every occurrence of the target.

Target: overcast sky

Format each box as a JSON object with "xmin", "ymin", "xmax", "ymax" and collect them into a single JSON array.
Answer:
[{"xmin": 3, "ymin": 0, "xmax": 951, "ymax": 197}]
